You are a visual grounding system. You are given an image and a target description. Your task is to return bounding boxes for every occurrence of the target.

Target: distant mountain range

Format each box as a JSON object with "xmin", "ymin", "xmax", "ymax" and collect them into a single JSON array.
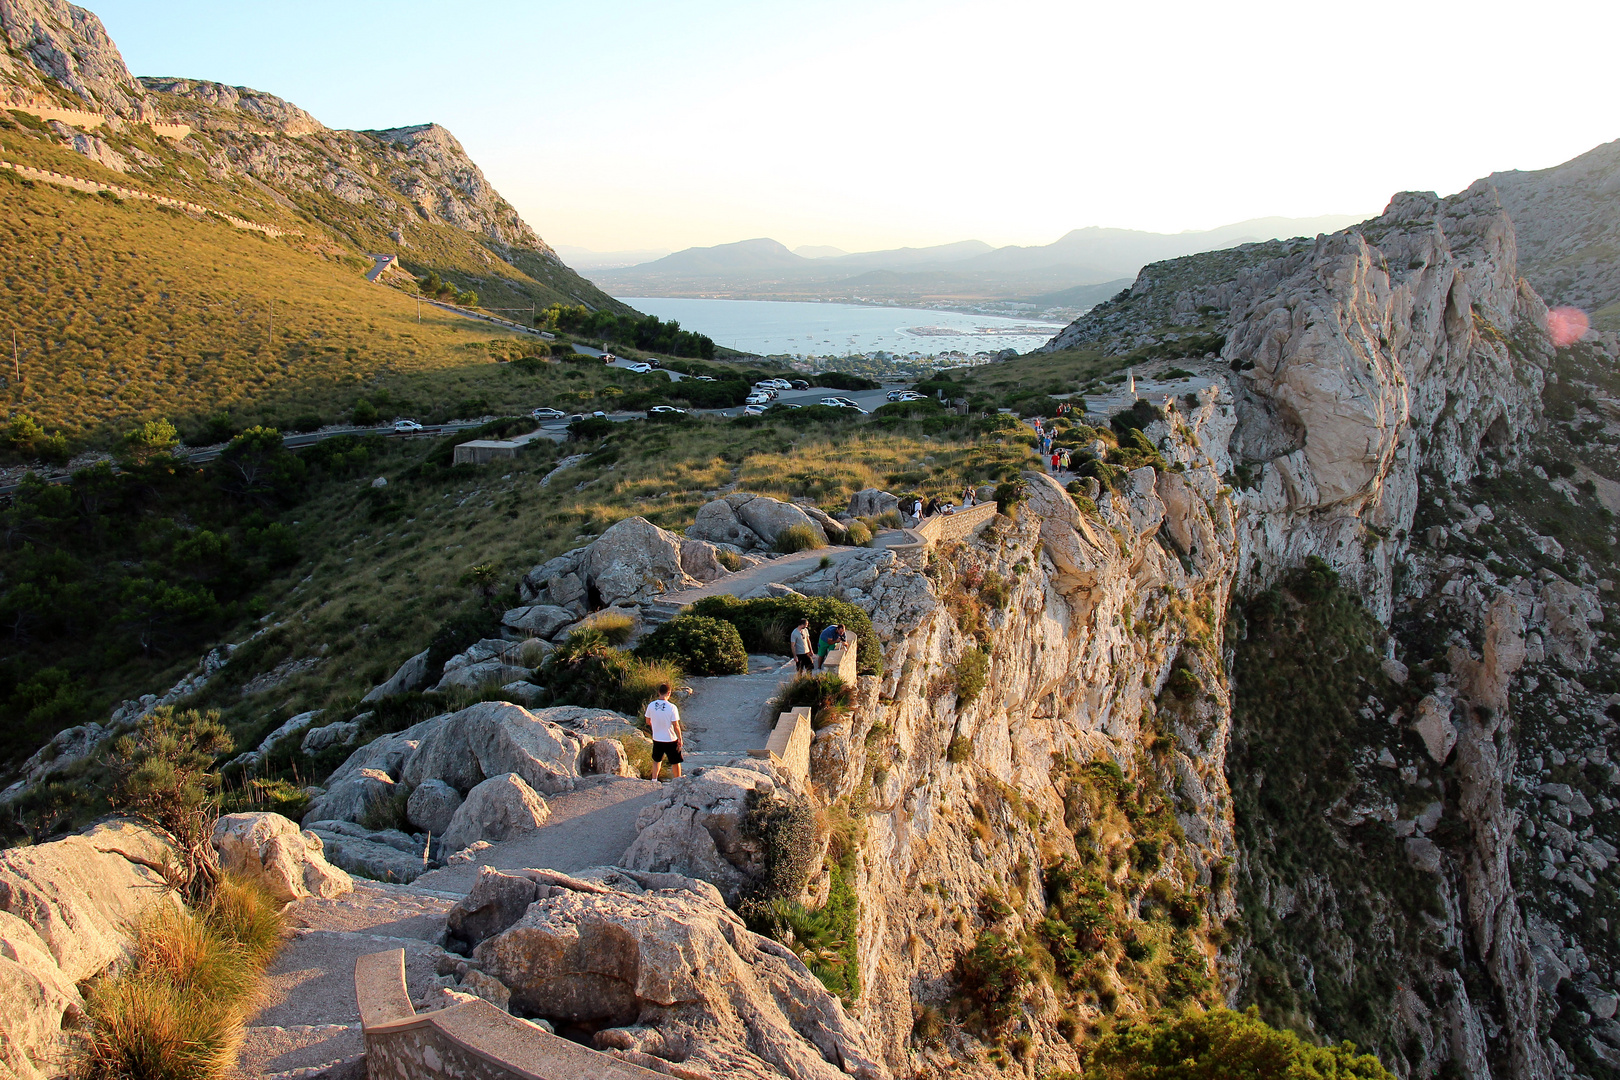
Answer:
[{"xmin": 591, "ymin": 215, "xmax": 1363, "ymax": 315}]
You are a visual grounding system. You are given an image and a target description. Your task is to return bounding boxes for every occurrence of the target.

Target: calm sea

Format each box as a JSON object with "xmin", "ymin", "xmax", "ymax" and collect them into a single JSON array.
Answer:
[{"xmin": 616, "ymin": 297, "xmax": 1066, "ymax": 358}]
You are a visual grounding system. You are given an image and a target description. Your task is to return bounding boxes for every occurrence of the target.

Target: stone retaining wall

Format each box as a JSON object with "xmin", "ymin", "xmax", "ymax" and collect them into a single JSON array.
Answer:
[
  {"xmin": 0, "ymin": 159, "xmax": 298, "ymax": 237},
  {"xmin": 357, "ymin": 948, "xmax": 662, "ymax": 1080}
]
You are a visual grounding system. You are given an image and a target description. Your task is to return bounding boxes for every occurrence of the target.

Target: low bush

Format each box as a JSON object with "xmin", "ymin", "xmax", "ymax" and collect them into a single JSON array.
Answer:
[
  {"xmin": 844, "ymin": 520, "xmax": 872, "ymax": 546},
  {"xmin": 770, "ymin": 672, "xmax": 854, "ymax": 729},
  {"xmin": 946, "ymin": 735, "xmax": 973, "ymax": 763},
  {"xmin": 578, "ymin": 610, "xmax": 636, "ymax": 646},
  {"xmin": 774, "ymin": 524, "xmax": 826, "ymax": 553},
  {"xmin": 954, "ymin": 646, "xmax": 989, "ymax": 705},
  {"xmin": 542, "ymin": 629, "xmax": 683, "ymax": 715},
  {"xmin": 1079, "ymin": 1007, "xmax": 1394, "ymax": 1080},
  {"xmin": 993, "ymin": 478, "xmax": 1027, "ymax": 516},
  {"xmin": 689, "ymin": 594, "xmax": 882, "ymax": 675},
  {"xmin": 634, "ymin": 614, "xmax": 748, "ymax": 676},
  {"xmin": 716, "ymin": 548, "xmax": 744, "ymax": 572}
]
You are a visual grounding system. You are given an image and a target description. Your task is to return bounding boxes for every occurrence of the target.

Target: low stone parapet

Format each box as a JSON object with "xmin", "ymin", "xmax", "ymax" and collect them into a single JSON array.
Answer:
[
  {"xmin": 751, "ymin": 705, "xmax": 811, "ymax": 784},
  {"xmin": 357, "ymin": 948, "xmax": 662, "ymax": 1080}
]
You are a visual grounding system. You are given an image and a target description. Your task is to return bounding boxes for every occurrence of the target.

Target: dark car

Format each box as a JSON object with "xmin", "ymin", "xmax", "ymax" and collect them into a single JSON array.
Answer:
[{"xmin": 790, "ymin": 379, "xmax": 809, "ymax": 390}]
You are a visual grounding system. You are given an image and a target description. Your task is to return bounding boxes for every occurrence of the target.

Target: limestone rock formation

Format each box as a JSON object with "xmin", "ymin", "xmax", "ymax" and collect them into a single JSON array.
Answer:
[
  {"xmin": 501, "ymin": 604, "xmax": 576, "ymax": 639},
  {"xmin": 0, "ymin": 0, "xmax": 146, "ymax": 118},
  {"xmin": 846, "ymin": 488, "xmax": 899, "ymax": 519},
  {"xmin": 688, "ymin": 492, "xmax": 829, "ymax": 551},
  {"xmin": 398, "ymin": 701, "xmax": 590, "ymax": 796},
  {"xmin": 585, "ymin": 516, "xmax": 699, "ymax": 606},
  {"xmin": 439, "ymin": 773, "xmax": 551, "ymax": 854},
  {"xmin": 433, "ymin": 638, "xmax": 530, "ymax": 692},
  {"xmin": 619, "ymin": 764, "xmax": 786, "ymax": 903},
  {"xmin": 302, "ymin": 820, "xmax": 428, "ymax": 883},
  {"xmin": 406, "ymin": 778, "xmax": 464, "ymax": 835},
  {"xmin": 361, "ymin": 648, "xmax": 431, "ymax": 703},
  {"xmin": 212, "ymin": 812, "xmax": 353, "ymax": 902},
  {"xmin": 457, "ymin": 866, "xmax": 891, "ymax": 1080},
  {"xmin": 302, "ymin": 766, "xmax": 398, "ymax": 825}
]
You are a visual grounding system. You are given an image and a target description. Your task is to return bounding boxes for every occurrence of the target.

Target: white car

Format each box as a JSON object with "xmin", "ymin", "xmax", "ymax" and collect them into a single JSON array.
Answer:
[
  {"xmin": 745, "ymin": 392, "xmax": 772, "ymax": 405},
  {"xmin": 648, "ymin": 405, "xmax": 687, "ymax": 415},
  {"xmin": 897, "ymin": 391, "xmax": 929, "ymax": 402},
  {"xmin": 392, "ymin": 419, "xmax": 423, "ymax": 432},
  {"xmin": 531, "ymin": 407, "xmax": 566, "ymax": 420},
  {"xmin": 818, "ymin": 398, "xmax": 868, "ymax": 414},
  {"xmin": 743, "ymin": 404, "xmax": 768, "ymax": 416},
  {"xmin": 627, "ymin": 362, "xmax": 653, "ymax": 373},
  {"xmin": 694, "ymin": 375, "xmax": 716, "ymax": 382},
  {"xmin": 767, "ymin": 378, "xmax": 794, "ymax": 390}
]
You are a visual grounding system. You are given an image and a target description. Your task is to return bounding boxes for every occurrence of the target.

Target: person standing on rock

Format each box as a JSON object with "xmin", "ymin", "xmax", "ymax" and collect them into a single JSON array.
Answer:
[
  {"xmin": 645, "ymin": 683, "xmax": 683, "ymax": 781},
  {"xmin": 791, "ymin": 618, "xmax": 815, "ymax": 674}
]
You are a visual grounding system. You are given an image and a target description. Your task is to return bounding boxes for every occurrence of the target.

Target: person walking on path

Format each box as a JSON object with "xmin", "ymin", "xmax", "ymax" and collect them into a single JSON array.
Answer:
[
  {"xmin": 1060, "ymin": 447, "xmax": 1072, "ymax": 472},
  {"xmin": 645, "ymin": 683, "xmax": 683, "ymax": 781},
  {"xmin": 790, "ymin": 618, "xmax": 815, "ymax": 674},
  {"xmin": 816, "ymin": 623, "xmax": 848, "ymax": 670},
  {"xmin": 1050, "ymin": 449, "xmax": 1061, "ymax": 474},
  {"xmin": 912, "ymin": 496, "xmax": 924, "ymax": 522}
]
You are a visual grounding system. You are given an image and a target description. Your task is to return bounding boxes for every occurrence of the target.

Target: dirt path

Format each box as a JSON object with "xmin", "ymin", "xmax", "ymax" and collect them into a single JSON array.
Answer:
[{"xmin": 682, "ymin": 655, "xmax": 796, "ymax": 753}]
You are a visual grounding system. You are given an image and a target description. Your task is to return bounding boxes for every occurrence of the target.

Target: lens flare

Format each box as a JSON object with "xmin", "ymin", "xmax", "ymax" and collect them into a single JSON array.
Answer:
[{"xmin": 1547, "ymin": 306, "xmax": 1589, "ymax": 348}]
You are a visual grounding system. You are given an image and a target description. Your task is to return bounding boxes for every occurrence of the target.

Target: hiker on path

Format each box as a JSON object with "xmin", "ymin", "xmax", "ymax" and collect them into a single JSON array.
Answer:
[
  {"xmin": 912, "ymin": 496, "xmax": 924, "ymax": 522},
  {"xmin": 1050, "ymin": 449, "xmax": 1060, "ymax": 473},
  {"xmin": 1060, "ymin": 447, "xmax": 1072, "ymax": 472},
  {"xmin": 645, "ymin": 683, "xmax": 683, "ymax": 781},
  {"xmin": 963, "ymin": 485, "xmax": 976, "ymax": 508},
  {"xmin": 816, "ymin": 623, "xmax": 848, "ymax": 670},
  {"xmin": 791, "ymin": 618, "xmax": 815, "ymax": 674}
]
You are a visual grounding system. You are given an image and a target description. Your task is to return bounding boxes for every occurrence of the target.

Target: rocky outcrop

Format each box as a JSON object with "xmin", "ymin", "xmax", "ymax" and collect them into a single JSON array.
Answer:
[
  {"xmin": 406, "ymin": 778, "xmax": 463, "ymax": 835},
  {"xmin": 0, "ymin": 0, "xmax": 146, "ymax": 118},
  {"xmin": 398, "ymin": 701, "xmax": 590, "ymax": 796},
  {"xmin": 620, "ymin": 764, "xmax": 791, "ymax": 904},
  {"xmin": 518, "ymin": 518, "xmax": 728, "ymax": 616},
  {"xmin": 439, "ymin": 773, "xmax": 551, "ymax": 853},
  {"xmin": 0, "ymin": 820, "xmax": 181, "ymax": 1079},
  {"xmin": 362, "ymin": 648, "xmax": 431, "ymax": 703},
  {"xmin": 847, "ymin": 488, "xmax": 900, "ymax": 519},
  {"xmin": 688, "ymin": 493, "xmax": 829, "ymax": 551},
  {"xmin": 0, "ymin": 721, "xmax": 111, "ymax": 804},
  {"xmin": 451, "ymin": 865, "xmax": 890, "ymax": 1080},
  {"xmin": 212, "ymin": 812, "xmax": 353, "ymax": 902},
  {"xmin": 302, "ymin": 820, "xmax": 429, "ymax": 884},
  {"xmin": 433, "ymin": 638, "xmax": 531, "ymax": 692}
]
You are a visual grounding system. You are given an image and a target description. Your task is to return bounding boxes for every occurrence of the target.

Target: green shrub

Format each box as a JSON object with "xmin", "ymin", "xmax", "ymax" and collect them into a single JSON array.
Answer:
[
  {"xmin": 770, "ymin": 672, "xmax": 854, "ymax": 729},
  {"xmin": 106, "ymin": 707, "xmax": 233, "ymax": 896},
  {"xmin": 774, "ymin": 524, "xmax": 825, "ymax": 553},
  {"xmin": 689, "ymin": 594, "xmax": 882, "ymax": 675},
  {"xmin": 845, "ymin": 520, "xmax": 872, "ymax": 546},
  {"xmin": 739, "ymin": 791, "xmax": 819, "ymax": 901},
  {"xmin": 1080, "ymin": 1007, "xmax": 1394, "ymax": 1080},
  {"xmin": 634, "ymin": 614, "xmax": 748, "ymax": 676},
  {"xmin": 716, "ymin": 549, "xmax": 744, "ymax": 572},
  {"xmin": 542, "ymin": 631, "xmax": 683, "ymax": 715},
  {"xmin": 954, "ymin": 646, "xmax": 989, "ymax": 704},
  {"xmin": 946, "ymin": 735, "xmax": 973, "ymax": 763},
  {"xmin": 993, "ymin": 477, "xmax": 1027, "ymax": 515},
  {"xmin": 955, "ymin": 930, "xmax": 1031, "ymax": 1032}
]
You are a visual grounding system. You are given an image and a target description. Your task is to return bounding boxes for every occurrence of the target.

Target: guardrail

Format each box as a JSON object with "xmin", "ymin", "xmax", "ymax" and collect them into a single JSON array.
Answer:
[
  {"xmin": 357, "ymin": 948, "xmax": 662, "ymax": 1080},
  {"xmin": 887, "ymin": 500, "xmax": 999, "ymax": 568}
]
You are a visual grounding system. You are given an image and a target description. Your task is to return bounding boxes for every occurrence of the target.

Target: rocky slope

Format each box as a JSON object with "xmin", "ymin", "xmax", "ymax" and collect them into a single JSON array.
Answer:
[
  {"xmin": 1489, "ymin": 140, "xmax": 1620, "ymax": 331},
  {"xmin": 0, "ymin": 0, "xmax": 625, "ymax": 314}
]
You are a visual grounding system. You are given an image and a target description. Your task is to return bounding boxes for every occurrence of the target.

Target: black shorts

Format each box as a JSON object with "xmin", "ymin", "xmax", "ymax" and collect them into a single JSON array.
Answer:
[
  {"xmin": 794, "ymin": 652, "xmax": 814, "ymax": 673},
  {"xmin": 651, "ymin": 740, "xmax": 683, "ymax": 764}
]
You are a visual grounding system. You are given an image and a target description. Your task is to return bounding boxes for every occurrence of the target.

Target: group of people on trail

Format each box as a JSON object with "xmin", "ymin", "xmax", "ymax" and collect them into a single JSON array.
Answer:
[
  {"xmin": 644, "ymin": 620, "xmax": 851, "ymax": 782},
  {"xmin": 1032, "ymin": 417, "xmax": 1072, "ymax": 477}
]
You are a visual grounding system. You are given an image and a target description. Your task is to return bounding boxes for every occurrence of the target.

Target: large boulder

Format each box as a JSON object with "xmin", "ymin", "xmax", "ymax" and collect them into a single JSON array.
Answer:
[
  {"xmin": 302, "ymin": 820, "xmax": 428, "ymax": 884},
  {"xmin": 434, "ymin": 638, "xmax": 531, "ymax": 693},
  {"xmin": 227, "ymin": 709, "xmax": 323, "ymax": 774},
  {"xmin": 519, "ymin": 547, "xmax": 589, "ymax": 610},
  {"xmin": 212, "ymin": 812, "xmax": 353, "ymax": 902},
  {"xmin": 0, "ymin": 825, "xmax": 180, "ymax": 982},
  {"xmin": 361, "ymin": 648, "xmax": 431, "ymax": 703},
  {"xmin": 445, "ymin": 865, "xmax": 546, "ymax": 953},
  {"xmin": 688, "ymin": 498, "xmax": 764, "ymax": 549},
  {"xmin": 406, "ymin": 778, "xmax": 463, "ymax": 834},
  {"xmin": 439, "ymin": 773, "xmax": 551, "ymax": 854},
  {"xmin": 679, "ymin": 537, "xmax": 728, "ymax": 583},
  {"xmin": 301, "ymin": 767, "xmax": 397, "ymax": 825},
  {"xmin": 733, "ymin": 493, "xmax": 827, "ymax": 548},
  {"xmin": 401, "ymin": 701, "xmax": 590, "ymax": 796},
  {"xmin": 501, "ymin": 604, "xmax": 576, "ymax": 639},
  {"xmin": 471, "ymin": 866, "xmax": 890, "ymax": 1080},
  {"xmin": 799, "ymin": 504, "xmax": 847, "ymax": 543},
  {"xmin": 846, "ymin": 488, "xmax": 899, "ymax": 519},
  {"xmin": 0, "ymin": 723, "xmax": 111, "ymax": 805},
  {"xmin": 618, "ymin": 765, "xmax": 784, "ymax": 903},
  {"xmin": 585, "ymin": 516, "xmax": 697, "ymax": 606}
]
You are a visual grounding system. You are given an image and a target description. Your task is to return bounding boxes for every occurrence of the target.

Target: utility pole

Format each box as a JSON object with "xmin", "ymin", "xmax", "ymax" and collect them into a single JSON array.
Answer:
[{"xmin": 11, "ymin": 329, "xmax": 20, "ymax": 391}]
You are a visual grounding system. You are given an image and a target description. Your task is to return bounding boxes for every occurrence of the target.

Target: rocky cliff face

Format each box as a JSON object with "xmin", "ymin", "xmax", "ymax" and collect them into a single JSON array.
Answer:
[
  {"xmin": 788, "ymin": 184, "xmax": 1610, "ymax": 1079},
  {"xmin": 0, "ymin": 0, "xmax": 145, "ymax": 117}
]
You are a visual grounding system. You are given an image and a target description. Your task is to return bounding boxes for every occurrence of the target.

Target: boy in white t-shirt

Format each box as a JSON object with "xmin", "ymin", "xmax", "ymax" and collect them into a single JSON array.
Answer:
[{"xmin": 644, "ymin": 682, "xmax": 683, "ymax": 780}]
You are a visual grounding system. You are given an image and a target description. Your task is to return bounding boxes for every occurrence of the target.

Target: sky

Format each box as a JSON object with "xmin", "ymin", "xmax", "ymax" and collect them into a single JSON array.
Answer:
[{"xmin": 90, "ymin": 0, "xmax": 1620, "ymax": 255}]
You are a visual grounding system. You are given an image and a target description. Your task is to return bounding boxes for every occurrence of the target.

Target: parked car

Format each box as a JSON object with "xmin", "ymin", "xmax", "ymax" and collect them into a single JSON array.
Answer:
[
  {"xmin": 531, "ymin": 407, "xmax": 566, "ymax": 419},
  {"xmin": 818, "ymin": 397, "xmax": 868, "ymax": 414},
  {"xmin": 790, "ymin": 379, "xmax": 809, "ymax": 390},
  {"xmin": 648, "ymin": 405, "xmax": 687, "ymax": 415},
  {"xmin": 694, "ymin": 375, "xmax": 716, "ymax": 382},
  {"xmin": 767, "ymin": 378, "xmax": 794, "ymax": 390},
  {"xmin": 567, "ymin": 413, "xmax": 586, "ymax": 423},
  {"xmin": 745, "ymin": 392, "xmax": 772, "ymax": 405},
  {"xmin": 601, "ymin": 352, "xmax": 617, "ymax": 364},
  {"xmin": 592, "ymin": 410, "xmax": 608, "ymax": 418},
  {"xmin": 886, "ymin": 389, "xmax": 906, "ymax": 401},
  {"xmin": 743, "ymin": 403, "xmax": 768, "ymax": 416},
  {"xmin": 770, "ymin": 402, "xmax": 803, "ymax": 410},
  {"xmin": 392, "ymin": 418, "xmax": 423, "ymax": 432},
  {"xmin": 897, "ymin": 391, "xmax": 929, "ymax": 401},
  {"xmin": 627, "ymin": 362, "xmax": 653, "ymax": 373}
]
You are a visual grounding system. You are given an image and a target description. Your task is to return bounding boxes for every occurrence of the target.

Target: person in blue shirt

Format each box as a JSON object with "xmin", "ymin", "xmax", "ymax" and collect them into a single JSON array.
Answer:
[{"xmin": 816, "ymin": 624, "xmax": 848, "ymax": 669}]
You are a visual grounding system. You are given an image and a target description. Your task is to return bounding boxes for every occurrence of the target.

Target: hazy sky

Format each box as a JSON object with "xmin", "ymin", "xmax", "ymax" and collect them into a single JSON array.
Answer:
[{"xmin": 91, "ymin": 0, "xmax": 1620, "ymax": 254}]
